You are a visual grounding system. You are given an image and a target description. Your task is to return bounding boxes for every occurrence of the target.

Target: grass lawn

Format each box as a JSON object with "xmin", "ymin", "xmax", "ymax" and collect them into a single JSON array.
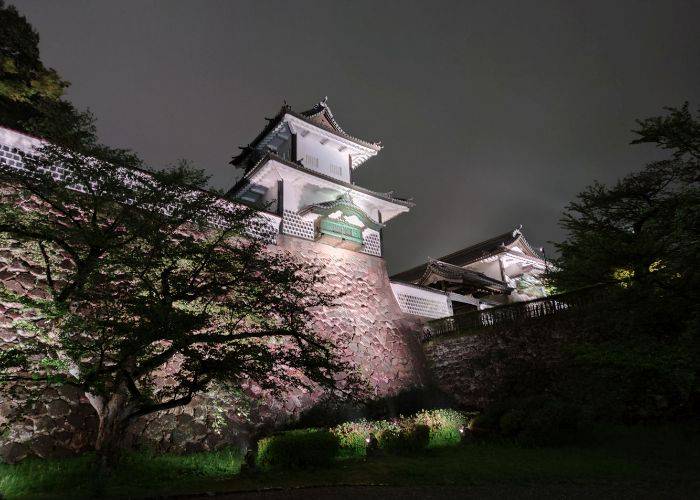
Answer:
[{"xmin": 1, "ymin": 423, "xmax": 699, "ymax": 499}]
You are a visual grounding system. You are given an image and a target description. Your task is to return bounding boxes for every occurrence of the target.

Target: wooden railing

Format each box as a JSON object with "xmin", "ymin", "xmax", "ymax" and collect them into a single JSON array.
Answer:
[{"xmin": 423, "ymin": 284, "xmax": 611, "ymax": 342}]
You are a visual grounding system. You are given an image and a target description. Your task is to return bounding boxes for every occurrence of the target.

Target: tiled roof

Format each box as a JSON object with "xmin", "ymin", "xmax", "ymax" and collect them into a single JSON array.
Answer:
[
  {"xmin": 230, "ymin": 105, "xmax": 289, "ymax": 168},
  {"xmin": 297, "ymin": 97, "xmax": 381, "ymax": 149},
  {"xmin": 391, "ymin": 227, "xmax": 542, "ymax": 282},
  {"xmin": 230, "ymin": 98, "xmax": 381, "ymax": 169},
  {"xmin": 418, "ymin": 259, "xmax": 512, "ymax": 295},
  {"xmin": 299, "ymin": 97, "xmax": 347, "ymax": 134}
]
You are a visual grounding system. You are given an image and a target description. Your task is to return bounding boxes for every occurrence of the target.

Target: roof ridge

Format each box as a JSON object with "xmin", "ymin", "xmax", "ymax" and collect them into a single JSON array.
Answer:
[
  {"xmin": 233, "ymin": 99, "xmax": 383, "ymax": 169},
  {"xmin": 420, "ymin": 258, "xmax": 512, "ymax": 293},
  {"xmin": 438, "ymin": 228, "xmax": 521, "ymax": 263}
]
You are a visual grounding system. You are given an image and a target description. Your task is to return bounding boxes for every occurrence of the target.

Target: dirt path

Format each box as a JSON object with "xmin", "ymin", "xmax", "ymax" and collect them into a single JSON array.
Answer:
[{"xmin": 177, "ymin": 481, "xmax": 700, "ymax": 500}]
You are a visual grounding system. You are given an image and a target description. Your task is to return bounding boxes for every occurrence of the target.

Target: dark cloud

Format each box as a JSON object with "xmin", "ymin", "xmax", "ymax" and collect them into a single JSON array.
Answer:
[{"xmin": 12, "ymin": 0, "xmax": 700, "ymax": 273}]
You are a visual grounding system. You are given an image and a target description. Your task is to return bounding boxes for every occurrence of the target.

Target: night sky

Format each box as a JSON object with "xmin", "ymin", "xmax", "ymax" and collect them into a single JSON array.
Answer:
[{"xmin": 11, "ymin": 0, "xmax": 700, "ymax": 274}]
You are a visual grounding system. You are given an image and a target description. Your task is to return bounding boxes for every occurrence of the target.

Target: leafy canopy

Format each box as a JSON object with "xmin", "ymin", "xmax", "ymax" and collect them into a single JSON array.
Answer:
[
  {"xmin": 518, "ymin": 104, "xmax": 700, "ymax": 424},
  {"xmin": 550, "ymin": 103, "xmax": 699, "ymax": 295}
]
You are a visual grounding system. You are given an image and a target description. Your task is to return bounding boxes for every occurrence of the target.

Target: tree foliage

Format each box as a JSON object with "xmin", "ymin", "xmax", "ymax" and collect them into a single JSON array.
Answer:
[
  {"xmin": 0, "ymin": 144, "xmax": 362, "ymax": 461},
  {"xmin": 1, "ymin": 3, "xmax": 364, "ymax": 463},
  {"xmin": 550, "ymin": 103, "xmax": 699, "ymax": 296},
  {"xmin": 479, "ymin": 105, "xmax": 700, "ymax": 434},
  {"xmin": 0, "ymin": 1, "xmax": 139, "ymax": 167},
  {"xmin": 0, "ymin": 1, "xmax": 64, "ymax": 104}
]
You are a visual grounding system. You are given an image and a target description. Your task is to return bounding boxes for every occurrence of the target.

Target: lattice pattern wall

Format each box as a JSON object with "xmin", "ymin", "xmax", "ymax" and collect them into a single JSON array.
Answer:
[
  {"xmin": 0, "ymin": 128, "xmax": 383, "ymax": 255},
  {"xmin": 0, "ymin": 128, "xmax": 281, "ymax": 242},
  {"xmin": 281, "ymin": 210, "xmax": 316, "ymax": 240},
  {"xmin": 0, "ymin": 132, "xmax": 149, "ymax": 194},
  {"xmin": 390, "ymin": 282, "xmax": 453, "ymax": 319},
  {"xmin": 0, "ymin": 145, "xmax": 30, "ymax": 172},
  {"xmin": 0, "ymin": 141, "xmax": 72, "ymax": 183},
  {"xmin": 241, "ymin": 214, "xmax": 280, "ymax": 244},
  {"xmin": 361, "ymin": 229, "xmax": 382, "ymax": 257}
]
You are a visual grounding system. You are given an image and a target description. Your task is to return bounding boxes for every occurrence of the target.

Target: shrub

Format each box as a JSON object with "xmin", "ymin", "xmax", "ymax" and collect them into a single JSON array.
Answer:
[
  {"xmin": 376, "ymin": 420, "xmax": 430, "ymax": 454},
  {"xmin": 330, "ymin": 410, "xmax": 470, "ymax": 457},
  {"xmin": 256, "ymin": 429, "xmax": 339, "ymax": 469},
  {"xmin": 294, "ymin": 386, "xmax": 458, "ymax": 429},
  {"xmin": 478, "ymin": 397, "xmax": 585, "ymax": 446},
  {"xmin": 271, "ymin": 409, "xmax": 471, "ymax": 465},
  {"xmin": 414, "ymin": 409, "xmax": 470, "ymax": 447},
  {"xmin": 331, "ymin": 420, "xmax": 374, "ymax": 458}
]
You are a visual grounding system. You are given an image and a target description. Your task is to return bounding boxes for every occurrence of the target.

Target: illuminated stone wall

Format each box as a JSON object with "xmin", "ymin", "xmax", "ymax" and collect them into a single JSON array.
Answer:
[
  {"xmin": 0, "ymin": 125, "xmax": 428, "ymax": 462},
  {"xmin": 276, "ymin": 235, "xmax": 427, "ymax": 395},
  {"xmin": 0, "ymin": 221, "xmax": 427, "ymax": 462},
  {"xmin": 123, "ymin": 236, "xmax": 429, "ymax": 457}
]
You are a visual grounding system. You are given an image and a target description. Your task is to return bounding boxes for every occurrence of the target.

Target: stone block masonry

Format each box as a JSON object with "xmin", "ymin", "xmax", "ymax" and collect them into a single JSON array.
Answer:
[
  {"xmin": 422, "ymin": 313, "xmax": 580, "ymax": 410},
  {"xmin": 0, "ymin": 167, "xmax": 595, "ymax": 462},
  {"xmin": 0, "ymin": 138, "xmax": 593, "ymax": 462},
  {"xmin": 0, "ymin": 125, "xmax": 428, "ymax": 461},
  {"xmin": 0, "ymin": 216, "xmax": 428, "ymax": 461},
  {"xmin": 126, "ymin": 237, "xmax": 430, "ymax": 458},
  {"xmin": 276, "ymin": 235, "xmax": 428, "ymax": 395}
]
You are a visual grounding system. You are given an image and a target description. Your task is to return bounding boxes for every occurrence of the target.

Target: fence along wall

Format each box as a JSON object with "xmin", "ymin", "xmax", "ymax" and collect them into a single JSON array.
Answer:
[{"xmin": 423, "ymin": 284, "xmax": 609, "ymax": 341}]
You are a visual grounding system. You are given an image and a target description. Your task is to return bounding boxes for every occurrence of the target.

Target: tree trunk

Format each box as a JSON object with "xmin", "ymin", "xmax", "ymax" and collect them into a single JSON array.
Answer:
[{"xmin": 94, "ymin": 393, "xmax": 130, "ymax": 472}]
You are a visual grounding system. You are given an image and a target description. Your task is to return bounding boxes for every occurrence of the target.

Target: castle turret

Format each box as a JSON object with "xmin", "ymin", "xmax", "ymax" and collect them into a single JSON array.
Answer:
[{"xmin": 227, "ymin": 98, "xmax": 413, "ymax": 256}]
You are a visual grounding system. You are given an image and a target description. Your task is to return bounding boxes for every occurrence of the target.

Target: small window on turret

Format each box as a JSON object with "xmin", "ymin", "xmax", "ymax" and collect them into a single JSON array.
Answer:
[
  {"xmin": 329, "ymin": 164, "xmax": 343, "ymax": 177},
  {"xmin": 304, "ymin": 155, "xmax": 319, "ymax": 169}
]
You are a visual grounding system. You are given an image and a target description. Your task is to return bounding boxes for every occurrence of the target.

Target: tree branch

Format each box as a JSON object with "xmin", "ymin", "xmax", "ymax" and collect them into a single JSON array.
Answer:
[{"xmin": 37, "ymin": 241, "xmax": 57, "ymax": 298}]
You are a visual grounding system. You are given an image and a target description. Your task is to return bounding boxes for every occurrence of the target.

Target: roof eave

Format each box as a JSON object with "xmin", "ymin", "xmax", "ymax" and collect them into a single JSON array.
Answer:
[
  {"xmin": 230, "ymin": 107, "xmax": 288, "ymax": 167},
  {"xmin": 227, "ymin": 153, "xmax": 414, "ymax": 209},
  {"xmin": 285, "ymin": 110, "xmax": 381, "ymax": 153}
]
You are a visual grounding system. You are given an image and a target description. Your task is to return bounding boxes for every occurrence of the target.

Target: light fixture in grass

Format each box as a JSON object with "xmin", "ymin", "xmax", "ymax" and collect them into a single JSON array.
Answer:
[{"xmin": 414, "ymin": 409, "xmax": 471, "ymax": 447}]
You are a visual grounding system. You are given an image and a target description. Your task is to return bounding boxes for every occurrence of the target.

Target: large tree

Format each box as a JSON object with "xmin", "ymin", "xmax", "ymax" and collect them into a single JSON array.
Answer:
[
  {"xmin": 0, "ymin": 1, "xmax": 361, "ymax": 466},
  {"xmin": 534, "ymin": 104, "xmax": 700, "ymax": 422},
  {"xmin": 0, "ymin": 144, "xmax": 361, "ymax": 466},
  {"xmin": 550, "ymin": 103, "xmax": 699, "ymax": 296}
]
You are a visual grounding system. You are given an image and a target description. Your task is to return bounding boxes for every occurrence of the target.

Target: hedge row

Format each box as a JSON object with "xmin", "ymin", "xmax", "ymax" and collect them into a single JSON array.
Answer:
[
  {"xmin": 255, "ymin": 409, "xmax": 471, "ymax": 469},
  {"xmin": 256, "ymin": 429, "xmax": 339, "ymax": 469}
]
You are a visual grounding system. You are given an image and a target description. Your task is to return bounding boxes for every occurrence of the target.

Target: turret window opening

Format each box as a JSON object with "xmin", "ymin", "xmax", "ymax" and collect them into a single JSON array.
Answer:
[
  {"xmin": 304, "ymin": 155, "xmax": 319, "ymax": 170},
  {"xmin": 329, "ymin": 163, "xmax": 343, "ymax": 177}
]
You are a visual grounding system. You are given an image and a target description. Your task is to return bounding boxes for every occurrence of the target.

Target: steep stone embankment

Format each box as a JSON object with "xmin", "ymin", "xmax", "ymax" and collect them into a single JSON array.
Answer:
[
  {"xmin": 422, "ymin": 314, "xmax": 579, "ymax": 409},
  {"xmin": 0, "ymin": 227, "xmax": 427, "ymax": 462}
]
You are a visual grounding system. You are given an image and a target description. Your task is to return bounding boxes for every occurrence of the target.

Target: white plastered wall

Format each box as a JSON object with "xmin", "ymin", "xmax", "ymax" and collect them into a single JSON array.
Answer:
[{"xmin": 296, "ymin": 133, "xmax": 351, "ymax": 183}]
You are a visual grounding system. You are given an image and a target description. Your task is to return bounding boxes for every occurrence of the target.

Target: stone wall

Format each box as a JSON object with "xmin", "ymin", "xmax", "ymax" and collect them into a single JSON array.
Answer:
[
  {"xmin": 119, "ymin": 236, "xmax": 429, "ymax": 457},
  {"xmin": 0, "ymin": 227, "xmax": 101, "ymax": 462},
  {"xmin": 422, "ymin": 314, "xmax": 578, "ymax": 410},
  {"xmin": 277, "ymin": 235, "xmax": 428, "ymax": 394},
  {"xmin": 0, "ymin": 225, "xmax": 427, "ymax": 462}
]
